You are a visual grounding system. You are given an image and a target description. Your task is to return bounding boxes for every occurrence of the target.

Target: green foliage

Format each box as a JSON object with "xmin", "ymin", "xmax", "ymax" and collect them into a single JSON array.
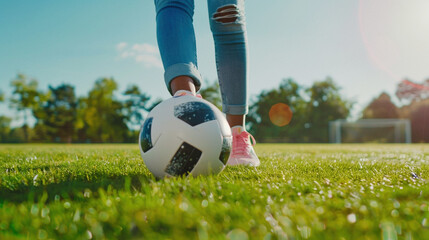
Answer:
[
  {"xmin": 199, "ymin": 80, "xmax": 222, "ymax": 110},
  {"xmin": 79, "ymin": 78, "xmax": 128, "ymax": 143},
  {"xmin": 123, "ymin": 85, "xmax": 151, "ymax": 130},
  {"xmin": 0, "ymin": 144, "xmax": 428, "ymax": 239},
  {"xmin": 9, "ymin": 74, "xmax": 45, "ymax": 142},
  {"xmin": 248, "ymin": 77, "xmax": 351, "ymax": 143},
  {"xmin": 248, "ymin": 78, "xmax": 307, "ymax": 142},
  {"xmin": 9, "ymin": 74, "xmax": 42, "ymax": 113},
  {"xmin": 33, "ymin": 84, "xmax": 77, "ymax": 143},
  {"xmin": 0, "ymin": 116, "xmax": 11, "ymax": 142},
  {"xmin": 305, "ymin": 78, "xmax": 353, "ymax": 142}
]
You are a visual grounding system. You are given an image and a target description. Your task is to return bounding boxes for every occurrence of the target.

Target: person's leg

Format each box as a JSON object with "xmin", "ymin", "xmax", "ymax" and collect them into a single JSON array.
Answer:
[
  {"xmin": 207, "ymin": 0, "xmax": 247, "ymax": 128},
  {"xmin": 207, "ymin": 0, "xmax": 259, "ymax": 166},
  {"xmin": 154, "ymin": 0, "xmax": 201, "ymax": 96}
]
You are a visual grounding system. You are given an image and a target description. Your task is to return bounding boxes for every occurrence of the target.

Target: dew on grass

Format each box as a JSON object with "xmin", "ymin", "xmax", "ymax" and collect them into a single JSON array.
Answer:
[
  {"xmin": 201, "ymin": 200, "xmax": 208, "ymax": 208},
  {"xmin": 391, "ymin": 209, "xmax": 399, "ymax": 217},
  {"xmin": 31, "ymin": 204, "xmax": 39, "ymax": 216},
  {"xmin": 393, "ymin": 200, "xmax": 400, "ymax": 209},
  {"xmin": 359, "ymin": 205, "xmax": 368, "ymax": 214},
  {"xmin": 98, "ymin": 211, "xmax": 109, "ymax": 222},
  {"xmin": 33, "ymin": 174, "xmax": 38, "ymax": 185},
  {"xmin": 41, "ymin": 207, "xmax": 49, "ymax": 218},
  {"xmin": 88, "ymin": 208, "xmax": 96, "ymax": 214},
  {"xmin": 422, "ymin": 218, "xmax": 428, "ymax": 228},
  {"xmin": 86, "ymin": 230, "xmax": 93, "ymax": 239},
  {"xmin": 370, "ymin": 200, "xmax": 378, "ymax": 208},
  {"xmin": 347, "ymin": 213, "xmax": 357, "ymax": 223},
  {"xmin": 84, "ymin": 189, "xmax": 92, "ymax": 198},
  {"xmin": 380, "ymin": 222, "xmax": 397, "ymax": 240},
  {"xmin": 64, "ymin": 202, "xmax": 71, "ymax": 209},
  {"xmin": 298, "ymin": 226, "xmax": 311, "ymax": 239},
  {"xmin": 226, "ymin": 228, "xmax": 248, "ymax": 240},
  {"xmin": 200, "ymin": 219, "xmax": 208, "ymax": 227},
  {"xmin": 179, "ymin": 202, "xmax": 188, "ymax": 211},
  {"xmin": 73, "ymin": 209, "xmax": 81, "ymax": 222},
  {"xmin": 209, "ymin": 192, "xmax": 214, "ymax": 202},
  {"xmin": 38, "ymin": 229, "xmax": 47, "ymax": 239},
  {"xmin": 316, "ymin": 206, "xmax": 324, "ymax": 214}
]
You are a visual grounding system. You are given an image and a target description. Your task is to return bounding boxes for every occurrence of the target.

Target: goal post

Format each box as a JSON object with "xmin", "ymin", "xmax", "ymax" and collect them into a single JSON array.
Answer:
[{"xmin": 329, "ymin": 119, "xmax": 412, "ymax": 143}]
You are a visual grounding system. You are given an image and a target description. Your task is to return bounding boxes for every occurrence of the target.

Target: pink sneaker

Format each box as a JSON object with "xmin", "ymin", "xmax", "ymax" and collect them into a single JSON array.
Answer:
[
  {"xmin": 173, "ymin": 90, "xmax": 202, "ymax": 98},
  {"xmin": 227, "ymin": 126, "xmax": 260, "ymax": 167}
]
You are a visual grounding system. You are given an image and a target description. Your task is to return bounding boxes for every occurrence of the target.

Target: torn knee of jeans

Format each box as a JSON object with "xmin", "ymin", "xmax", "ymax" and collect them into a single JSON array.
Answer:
[{"xmin": 212, "ymin": 4, "xmax": 241, "ymax": 24}]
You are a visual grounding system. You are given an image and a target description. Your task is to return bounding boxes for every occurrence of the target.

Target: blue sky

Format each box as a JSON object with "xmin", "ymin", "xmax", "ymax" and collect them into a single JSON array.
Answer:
[{"xmin": 1, "ymin": 0, "xmax": 428, "ymax": 125}]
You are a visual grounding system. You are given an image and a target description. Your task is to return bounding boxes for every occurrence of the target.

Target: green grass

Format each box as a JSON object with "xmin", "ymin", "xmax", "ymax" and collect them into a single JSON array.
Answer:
[{"xmin": 0, "ymin": 144, "xmax": 428, "ymax": 239}]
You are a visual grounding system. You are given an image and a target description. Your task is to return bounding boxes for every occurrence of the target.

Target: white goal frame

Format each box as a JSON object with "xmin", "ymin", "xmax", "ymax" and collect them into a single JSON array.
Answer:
[{"xmin": 329, "ymin": 119, "xmax": 411, "ymax": 143}]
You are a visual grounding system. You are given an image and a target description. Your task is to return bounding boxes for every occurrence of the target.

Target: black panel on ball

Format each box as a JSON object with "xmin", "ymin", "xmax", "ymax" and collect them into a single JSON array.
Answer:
[
  {"xmin": 140, "ymin": 117, "xmax": 153, "ymax": 152},
  {"xmin": 219, "ymin": 136, "xmax": 232, "ymax": 165},
  {"xmin": 165, "ymin": 142, "xmax": 202, "ymax": 176},
  {"xmin": 174, "ymin": 101, "xmax": 216, "ymax": 126}
]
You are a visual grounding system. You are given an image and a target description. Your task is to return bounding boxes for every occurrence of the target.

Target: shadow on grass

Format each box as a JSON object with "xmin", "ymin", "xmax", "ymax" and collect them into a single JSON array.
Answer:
[{"xmin": 0, "ymin": 174, "xmax": 154, "ymax": 203}]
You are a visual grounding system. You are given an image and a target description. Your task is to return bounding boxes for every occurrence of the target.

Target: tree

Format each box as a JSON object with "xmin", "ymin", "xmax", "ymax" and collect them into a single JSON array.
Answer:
[
  {"xmin": 0, "ymin": 90, "xmax": 4, "ymax": 102},
  {"xmin": 396, "ymin": 79, "xmax": 429, "ymax": 102},
  {"xmin": 409, "ymin": 100, "xmax": 429, "ymax": 143},
  {"xmin": 247, "ymin": 78, "xmax": 307, "ymax": 142},
  {"xmin": 305, "ymin": 78, "xmax": 352, "ymax": 142},
  {"xmin": 362, "ymin": 92, "xmax": 398, "ymax": 119},
  {"xmin": 80, "ymin": 78, "xmax": 128, "ymax": 142},
  {"xmin": 247, "ymin": 78, "xmax": 352, "ymax": 143},
  {"xmin": 123, "ymin": 85, "xmax": 151, "ymax": 130},
  {"xmin": 33, "ymin": 84, "xmax": 77, "ymax": 143},
  {"xmin": 75, "ymin": 97, "xmax": 89, "ymax": 142},
  {"xmin": 9, "ymin": 74, "xmax": 44, "ymax": 142},
  {"xmin": 199, "ymin": 80, "xmax": 222, "ymax": 110},
  {"xmin": 0, "ymin": 116, "xmax": 12, "ymax": 142},
  {"xmin": 395, "ymin": 79, "xmax": 429, "ymax": 143}
]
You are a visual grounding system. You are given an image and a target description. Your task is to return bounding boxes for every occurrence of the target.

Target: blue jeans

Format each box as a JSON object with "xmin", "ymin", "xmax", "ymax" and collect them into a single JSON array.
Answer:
[{"xmin": 154, "ymin": 0, "xmax": 248, "ymax": 115}]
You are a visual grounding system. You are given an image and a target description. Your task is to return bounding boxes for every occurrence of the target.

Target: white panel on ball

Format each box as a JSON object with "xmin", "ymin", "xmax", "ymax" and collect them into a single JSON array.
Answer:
[{"xmin": 139, "ymin": 95, "xmax": 231, "ymax": 178}]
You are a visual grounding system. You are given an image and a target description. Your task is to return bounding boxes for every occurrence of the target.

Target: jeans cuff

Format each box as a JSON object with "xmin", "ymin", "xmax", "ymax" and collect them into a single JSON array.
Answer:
[
  {"xmin": 164, "ymin": 63, "xmax": 202, "ymax": 95},
  {"xmin": 222, "ymin": 104, "xmax": 248, "ymax": 115}
]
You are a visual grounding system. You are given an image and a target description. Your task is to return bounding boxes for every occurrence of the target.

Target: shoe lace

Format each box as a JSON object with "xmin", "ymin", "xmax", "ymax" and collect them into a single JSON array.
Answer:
[{"xmin": 232, "ymin": 131, "xmax": 256, "ymax": 156}]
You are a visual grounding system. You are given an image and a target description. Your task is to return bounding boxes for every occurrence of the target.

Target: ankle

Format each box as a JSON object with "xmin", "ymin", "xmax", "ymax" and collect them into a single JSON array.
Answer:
[
  {"xmin": 170, "ymin": 76, "xmax": 196, "ymax": 95},
  {"xmin": 227, "ymin": 114, "xmax": 245, "ymax": 128}
]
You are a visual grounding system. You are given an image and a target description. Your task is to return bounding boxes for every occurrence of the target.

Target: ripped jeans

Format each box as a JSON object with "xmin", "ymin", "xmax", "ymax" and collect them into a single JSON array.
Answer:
[{"xmin": 154, "ymin": 0, "xmax": 248, "ymax": 115}]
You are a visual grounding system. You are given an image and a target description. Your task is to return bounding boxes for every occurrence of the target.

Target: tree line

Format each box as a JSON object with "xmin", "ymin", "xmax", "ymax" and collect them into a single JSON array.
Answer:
[
  {"xmin": 1, "ymin": 74, "xmax": 159, "ymax": 143},
  {"xmin": 361, "ymin": 79, "xmax": 429, "ymax": 143},
  {"xmin": 0, "ymin": 74, "xmax": 428, "ymax": 143}
]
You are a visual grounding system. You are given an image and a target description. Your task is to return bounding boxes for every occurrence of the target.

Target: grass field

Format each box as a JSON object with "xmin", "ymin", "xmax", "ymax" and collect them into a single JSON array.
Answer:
[{"xmin": 0, "ymin": 144, "xmax": 428, "ymax": 239}]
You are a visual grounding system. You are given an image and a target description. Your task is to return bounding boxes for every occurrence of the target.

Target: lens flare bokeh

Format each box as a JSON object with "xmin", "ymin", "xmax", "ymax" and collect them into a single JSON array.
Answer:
[
  {"xmin": 269, "ymin": 103, "xmax": 293, "ymax": 127},
  {"xmin": 358, "ymin": 0, "xmax": 429, "ymax": 81}
]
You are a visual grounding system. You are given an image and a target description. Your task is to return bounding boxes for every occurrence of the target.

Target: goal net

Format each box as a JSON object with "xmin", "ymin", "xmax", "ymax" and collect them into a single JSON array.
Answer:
[{"xmin": 329, "ymin": 119, "xmax": 411, "ymax": 143}]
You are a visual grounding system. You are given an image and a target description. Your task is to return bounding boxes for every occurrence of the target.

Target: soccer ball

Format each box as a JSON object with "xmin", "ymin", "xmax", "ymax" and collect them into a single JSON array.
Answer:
[{"xmin": 139, "ymin": 96, "xmax": 232, "ymax": 178}]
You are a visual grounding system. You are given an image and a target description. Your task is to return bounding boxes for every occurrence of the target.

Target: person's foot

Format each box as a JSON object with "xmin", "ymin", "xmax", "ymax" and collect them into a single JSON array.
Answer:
[
  {"xmin": 227, "ymin": 126, "xmax": 260, "ymax": 166},
  {"xmin": 173, "ymin": 90, "xmax": 202, "ymax": 98}
]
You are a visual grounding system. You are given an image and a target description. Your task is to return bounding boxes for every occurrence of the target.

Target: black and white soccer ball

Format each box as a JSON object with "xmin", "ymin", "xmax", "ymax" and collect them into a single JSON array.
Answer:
[{"xmin": 139, "ymin": 96, "xmax": 232, "ymax": 178}]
